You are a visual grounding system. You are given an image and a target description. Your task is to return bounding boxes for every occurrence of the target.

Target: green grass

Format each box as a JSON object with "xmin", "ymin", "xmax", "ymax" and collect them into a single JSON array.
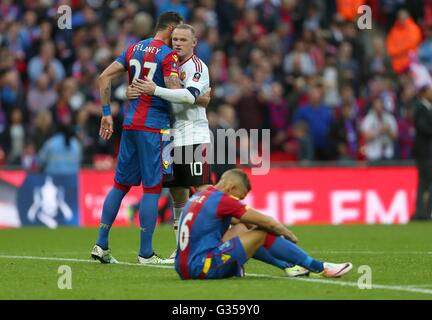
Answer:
[{"xmin": 0, "ymin": 224, "xmax": 431, "ymax": 300}]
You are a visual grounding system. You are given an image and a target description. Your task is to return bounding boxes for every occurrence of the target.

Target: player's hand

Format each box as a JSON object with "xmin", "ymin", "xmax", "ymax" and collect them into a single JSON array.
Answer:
[
  {"xmin": 196, "ymin": 87, "xmax": 211, "ymax": 107},
  {"xmin": 132, "ymin": 77, "xmax": 156, "ymax": 95},
  {"xmin": 283, "ymin": 228, "xmax": 298, "ymax": 243},
  {"xmin": 125, "ymin": 84, "xmax": 141, "ymax": 99},
  {"xmin": 99, "ymin": 115, "xmax": 114, "ymax": 140}
]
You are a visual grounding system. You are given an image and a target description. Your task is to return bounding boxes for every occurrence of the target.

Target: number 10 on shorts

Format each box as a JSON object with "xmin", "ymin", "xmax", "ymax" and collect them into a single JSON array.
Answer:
[{"xmin": 190, "ymin": 162, "xmax": 203, "ymax": 176}]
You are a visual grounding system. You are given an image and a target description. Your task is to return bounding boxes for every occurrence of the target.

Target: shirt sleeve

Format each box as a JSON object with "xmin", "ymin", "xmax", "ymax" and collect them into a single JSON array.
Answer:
[
  {"xmin": 184, "ymin": 63, "xmax": 209, "ymax": 94},
  {"xmin": 116, "ymin": 48, "xmax": 128, "ymax": 69},
  {"xmin": 161, "ymin": 51, "xmax": 180, "ymax": 77},
  {"xmin": 216, "ymin": 194, "xmax": 247, "ymax": 219}
]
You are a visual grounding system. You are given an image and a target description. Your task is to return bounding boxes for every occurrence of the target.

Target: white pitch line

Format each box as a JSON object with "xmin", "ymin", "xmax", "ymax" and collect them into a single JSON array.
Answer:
[
  {"xmin": 0, "ymin": 255, "xmax": 173, "ymax": 269},
  {"xmin": 309, "ymin": 251, "xmax": 432, "ymax": 255},
  {"xmin": 0, "ymin": 254, "xmax": 432, "ymax": 296},
  {"xmin": 245, "ymin": 273, "xmax": 432, "ymax": 295}
]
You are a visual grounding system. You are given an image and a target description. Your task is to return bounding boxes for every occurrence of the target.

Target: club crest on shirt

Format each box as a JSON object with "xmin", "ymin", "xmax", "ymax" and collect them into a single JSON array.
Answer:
[
  {"xmin": 163, "ymin": 160, "xmax": 169, "ymax": 169},
  {"xmin": 192, "ymin": 72, "xmax": 201, "ymax": 82},
  {"xmin": 181, "ymin": 71, "xmax": 186, "ymax": 81}
]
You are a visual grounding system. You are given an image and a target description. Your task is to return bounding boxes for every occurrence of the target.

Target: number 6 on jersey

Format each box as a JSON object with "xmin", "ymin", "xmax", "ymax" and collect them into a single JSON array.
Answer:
[{"xmin": 178, "ymin": 212, "xmax": 194, "ymax": 251}]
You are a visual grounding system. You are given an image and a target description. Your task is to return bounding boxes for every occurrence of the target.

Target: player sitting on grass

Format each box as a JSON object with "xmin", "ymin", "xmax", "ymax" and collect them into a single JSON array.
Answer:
[{"xmin": 175, "ymin": 168, "xmax": 353, "ymax": 280}]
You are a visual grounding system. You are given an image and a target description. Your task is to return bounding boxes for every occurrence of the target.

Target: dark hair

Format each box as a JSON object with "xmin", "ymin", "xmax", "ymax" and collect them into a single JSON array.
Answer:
[
  {"xmin": 227, "ymin": 169, "xmax": 251, "ymax": 192},
  {"xmin": 58, "ymin": 124, "xmax": 73, "ymax": 148},
  {"xmin": 155, "ymin": 12, "xmax": 183, "ymax": 32}
]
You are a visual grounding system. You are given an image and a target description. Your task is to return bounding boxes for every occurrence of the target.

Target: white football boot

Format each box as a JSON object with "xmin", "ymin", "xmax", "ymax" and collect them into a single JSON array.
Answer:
[
  {"xmin": 284, "ymin": 265, "xmax": 310, "ymax": 277},
  {"xmin": 137, "ymin": 253, "xmax": 173, "ymax": 265},
  {"xmin": 310, "ymin": 262, "xmax": 353, "ymax": 278},
  {"xmin": 91, "ymin": 245, "xmax": 118, "ymax": 264}
]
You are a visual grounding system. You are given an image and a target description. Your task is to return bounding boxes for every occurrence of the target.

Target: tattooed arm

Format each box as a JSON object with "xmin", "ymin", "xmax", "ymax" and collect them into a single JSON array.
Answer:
[
  {"xmin": 164, "ymin": 74, "xmax": 182, "ymax": 89},
  {"xmin": 99, "ymin": 61, "xmax": 125, "ymax": 105},
  {"xmin": 98, "ymin": 61, "xmax": 125, "ymax": 140}
]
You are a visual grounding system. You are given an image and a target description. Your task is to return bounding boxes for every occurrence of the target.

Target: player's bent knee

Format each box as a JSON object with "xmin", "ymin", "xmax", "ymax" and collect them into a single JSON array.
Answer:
[
  {"xmin": 238, "ymin": 230, "xmax": 267, "ymax": 257},
  {"xmin": 222, "ymin": 223, "xmax": 249, "ymax": 242}
]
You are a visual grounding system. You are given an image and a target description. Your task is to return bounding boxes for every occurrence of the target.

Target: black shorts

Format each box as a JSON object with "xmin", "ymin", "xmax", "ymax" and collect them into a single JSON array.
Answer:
[{"xmin": 163, "ymin": 143, "xmax": 213, "ymax": 188}]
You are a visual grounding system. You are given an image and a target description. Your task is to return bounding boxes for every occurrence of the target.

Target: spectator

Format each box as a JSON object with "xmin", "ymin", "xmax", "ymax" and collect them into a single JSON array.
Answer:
[
  {"xmin": 5, "ymin": 108, "xmax": 26, "ymax": 165},
  {"xmin": 386, "ymin": 9, "xmax": 422, "ymax": 74},
  {"xmin": 27, "ymin": 73, "xmax": 58, "ymax": 114},
  {"xmin": 293, "ymin": 84, "xmax": 334, "ymax": 160},
  {"xmin": 330, "ymin": 102, "xmax": 359, "ymax": 161},
  {"xmin": 72, "ymin": 46, "xmax": 97, "ymax": 81},
  {"xmin": 267, "ymin": 82, "xmax": 290, "ymax": 131},
  {"xmin": 284, "ymin": 40, "xmax": 316, "ymax": 77},
  {"xmin": 254, "ymin": 0, "xmax": 281, "ymax": 33},
  {"xmin": 29, "ymin": 111, "xmax": 55, "ymax": 152},
  {"xmin": 210, "ymin": 104, "xmax": 238, "ymax": 182},
  {"xmin": 283, "ymin": 121, "xmax": 315, "ymax": 162},
  {"xmin": 412, "ymin": 85, "xmax": 432, "ymax": 220},
  {"xmin": 27, "ymin": 41, "xmax": 66, "ymax": 85},
  {"xmin": 37, "ymin": 124, "xmax": 82, "ymax": 175},
  {"xmin": 337, "ymin": 41, "xmax": 360, "ymax": 94},
  {"xmin": 234, "ymin": 76, "xmax": 266, "ymax": 131},
  {"xmin": 157, "ymin": 0, "xmax": 190, "ymax": 21},
  {"xmin": 361, "ymin": 97, "xmax": 398, "ymax": 161},
  {"xmin": 418, "ymin": 27, "xmax": 432, "ymax": 72},
  {"xmin": 21, "ymin": 142, "xmax": 37, "ymax": 170},
  {"xmin": 366, "ymin": 36, "xmax": 393, "ymax": 79},
  {"xmin": 336, "ymin": 0, "xmax": 366, "ymax": 22}
]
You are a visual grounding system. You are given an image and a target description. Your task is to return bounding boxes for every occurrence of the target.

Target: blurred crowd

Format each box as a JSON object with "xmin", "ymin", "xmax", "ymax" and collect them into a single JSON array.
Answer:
[{"xmin": 1, "ymin": 0, "xmax": 432, "ymax": 172}]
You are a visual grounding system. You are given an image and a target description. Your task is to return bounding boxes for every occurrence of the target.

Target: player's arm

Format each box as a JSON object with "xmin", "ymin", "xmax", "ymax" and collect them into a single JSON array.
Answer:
[
  {"xmin": 219, "ymin": 194, "xmax": 298, "ymax": 243},
  {"xmin": 128, "ymin": 76, "xmax": 201, "ymax": 105},
  {"xmin": 239, "ymin": 208, "xmax": 298, "ymax": 243},
  {"xmin": 98, "ymin": 61, "xmax": 125, "ymax": 140},
  {"xmin": 127, "ymin": 76, "xmax": 211, "ymax": 107},
  {"xmin": 231, "ymin": 217, "xmax": 256, "ymax": 230}
]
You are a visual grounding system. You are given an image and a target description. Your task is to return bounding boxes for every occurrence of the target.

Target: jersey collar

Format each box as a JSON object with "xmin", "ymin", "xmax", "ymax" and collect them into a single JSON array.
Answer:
[{"xmin": 180, "ymin": 54, "xmax": 195, "ymax": 66}]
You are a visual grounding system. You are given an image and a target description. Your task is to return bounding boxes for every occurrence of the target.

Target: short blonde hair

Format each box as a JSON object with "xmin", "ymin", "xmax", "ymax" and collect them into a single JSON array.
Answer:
[{"xmin": 174, "ymin": 24, "xmax": 196, "ymax": 37}]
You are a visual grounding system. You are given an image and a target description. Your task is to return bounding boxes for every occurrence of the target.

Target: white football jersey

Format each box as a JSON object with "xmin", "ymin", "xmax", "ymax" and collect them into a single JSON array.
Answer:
[{"xmin": 171, "ymin": 55, "xmax": 210, "ymax": 147}]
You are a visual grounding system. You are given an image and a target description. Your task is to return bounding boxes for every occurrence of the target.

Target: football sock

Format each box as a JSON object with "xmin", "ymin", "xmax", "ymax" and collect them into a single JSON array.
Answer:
[
  {"xmin": 253, "ymin": 247, "xmax": 291, "ymax": 269},
  {"xmin": 173, "ymin": 202, "xmax": 185, "ymax": 245},
  {"xmin": 139, "ymin": 192, "xmax": 160, "ymax": 258},
  {"xmin": 173, "ymin": 206, "xmax": 183, "ymax": 220},
  {"xmin": 96, "ymin": 187, "xmax": 128, "ymax": 250},
  {"xmin": 264, "ymin": 234, "xmax": 324, "ymax": 273}
]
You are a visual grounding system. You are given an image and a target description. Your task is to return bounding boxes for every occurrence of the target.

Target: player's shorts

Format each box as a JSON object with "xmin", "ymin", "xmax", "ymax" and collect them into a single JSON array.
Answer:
[
  {"xmin": 114, "ymin": 129, "xmax": 173, "ymax": 190},
  {"xmin": 163, "ymin": 143, "xmax": 212, "ymax": 188},
  {"xmin": 199, "ymin": 236, "xmax": 248, "ymax": 280}
]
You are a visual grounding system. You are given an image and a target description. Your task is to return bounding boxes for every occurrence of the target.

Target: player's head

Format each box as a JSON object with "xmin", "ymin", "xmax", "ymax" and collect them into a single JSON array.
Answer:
[
  {"xmin": 172, "ymin": 24, "xmax": 197, "ymax": 59},
  {"xmin": 154, "ymin": 11, "xmax": 183, "ymax": 36},
  {"xmin": 217, "ymin": 169, "xmax": 251, "ymax": 200}
]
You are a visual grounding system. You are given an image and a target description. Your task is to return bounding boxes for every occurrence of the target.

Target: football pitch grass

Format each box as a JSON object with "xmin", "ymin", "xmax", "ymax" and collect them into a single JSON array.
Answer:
[{"xmin": 0, "ymin": 223, "xmax": 431, "ymax": 300}]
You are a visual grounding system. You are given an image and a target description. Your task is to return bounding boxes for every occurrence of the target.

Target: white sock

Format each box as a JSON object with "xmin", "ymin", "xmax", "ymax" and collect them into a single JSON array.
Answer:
[{"xmin": 173, "ymin": 207, "xmax": 184, "ymax": 244}]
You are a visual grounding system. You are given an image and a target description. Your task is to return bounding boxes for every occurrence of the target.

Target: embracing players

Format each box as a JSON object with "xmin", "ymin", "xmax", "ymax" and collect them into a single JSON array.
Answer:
[
  {"xmin": 127, "ymin": 24, "xmax": 212, "ymax": 262},
  {"xmin": 91, "ymin": 12, "xmax": 209, "ymax": 264}
]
